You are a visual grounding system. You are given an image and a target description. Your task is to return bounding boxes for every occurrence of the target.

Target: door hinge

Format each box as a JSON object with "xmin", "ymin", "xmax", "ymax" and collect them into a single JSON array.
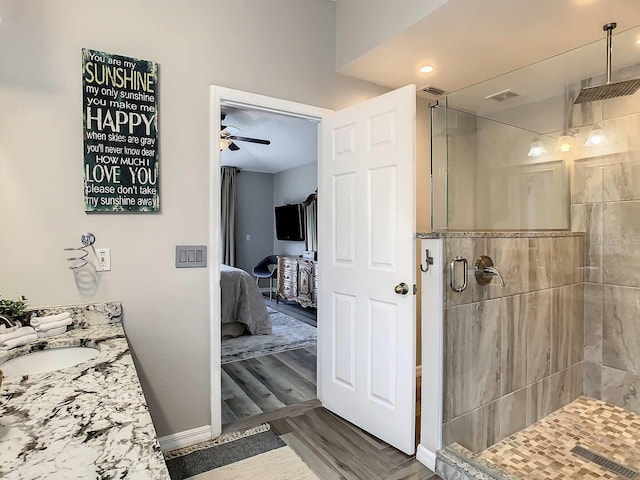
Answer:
[{"xmin": 413, "ymin": 284, "xmax": 417, "ymax": 295}]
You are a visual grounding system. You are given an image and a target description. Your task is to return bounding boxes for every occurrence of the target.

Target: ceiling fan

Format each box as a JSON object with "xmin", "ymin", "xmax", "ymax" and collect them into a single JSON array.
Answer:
[{"xmin": 220, "ymin": 113, "xmax": 271, "ymax": 151}]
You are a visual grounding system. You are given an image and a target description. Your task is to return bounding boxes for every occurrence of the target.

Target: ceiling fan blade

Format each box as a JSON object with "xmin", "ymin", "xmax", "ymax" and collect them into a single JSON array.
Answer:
[
  {"xmin": 228, "ymin": 135, "xmax": 271, "ymax": 145},
  {"xmin": 228, "ymin": 142, "xmax": 240, "ymax": 151}
]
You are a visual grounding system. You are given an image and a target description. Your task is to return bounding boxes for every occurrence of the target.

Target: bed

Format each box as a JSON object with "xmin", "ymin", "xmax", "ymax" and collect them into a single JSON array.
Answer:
[{"xmin": 221, "ymin": 264, "xmax": 271, "ymax": 338}]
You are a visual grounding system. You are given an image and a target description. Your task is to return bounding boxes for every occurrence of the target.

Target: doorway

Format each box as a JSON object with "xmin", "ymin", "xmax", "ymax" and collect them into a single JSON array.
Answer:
[
  {"xmin": 209, "ymin": 86, "xmax": 332, "ymax": 439},
  {"xmin": 209, "ymin": 85, "xmax": 426, "ymax": 462},
  {"xmin": 218, "ymin": 103, "xmax": 321, "ymax": 432}
]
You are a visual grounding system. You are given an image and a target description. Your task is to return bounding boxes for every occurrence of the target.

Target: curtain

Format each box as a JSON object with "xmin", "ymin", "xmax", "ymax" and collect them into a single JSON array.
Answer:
[
  {"xmin": 304, "ymin": 191, "xmax": 317, "ymax": 253},
  {"xmin": 221, "ymin": 167, "xmax": 237, "ymax": 266}
]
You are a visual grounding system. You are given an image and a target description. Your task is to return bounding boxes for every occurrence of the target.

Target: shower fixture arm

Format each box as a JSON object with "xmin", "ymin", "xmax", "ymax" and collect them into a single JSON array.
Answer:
[
  {"xmin": 604, "ymin": 22, "xmax": 616, "ymax": 85},
  {"xmin": 573, "ymin": 21, "xmax": 640, "ymax": 104}
]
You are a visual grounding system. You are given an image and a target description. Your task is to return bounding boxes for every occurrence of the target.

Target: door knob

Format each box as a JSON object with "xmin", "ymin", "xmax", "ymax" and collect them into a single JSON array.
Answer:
[{"xmin": 394, "ymin": 282, "xmax": 409, "ymax": 295}]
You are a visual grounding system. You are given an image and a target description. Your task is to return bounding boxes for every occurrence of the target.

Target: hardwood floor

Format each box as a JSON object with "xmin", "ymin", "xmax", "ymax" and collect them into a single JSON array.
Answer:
[
  {"xmin": 221, "ymin": 346, "xmax": 318, "ymax": 432},
  {"xmin": 219, "ymin": 308, "xmax": 432, "ymax": 479},
  {"xmin": 270, "ymin": 407, "xmax": 438, "ymax": 480},
  {"xmin": 220, "ymin": 346, "xmax": 435, "ymax": 479},
  {"xmin": 263, "ymin": 295, "xmax": 317, "ymax": 327}
]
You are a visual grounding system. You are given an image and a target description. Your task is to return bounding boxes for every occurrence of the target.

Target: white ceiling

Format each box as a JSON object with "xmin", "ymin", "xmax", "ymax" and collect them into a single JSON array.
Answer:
[
  {"xmin": 447, "ymin": 24, "xmax": 640, "ymax": 123},
  {"xmin": 220, "ymin": 3, "xmax": 640, "ymax": 164},
  {"xmin": 338, "ymin": 0, "xmax": 640, "ymax": 100},
  {"xmin": 220, "ymin": 106, "xmax": 318, "ymax": 174}
]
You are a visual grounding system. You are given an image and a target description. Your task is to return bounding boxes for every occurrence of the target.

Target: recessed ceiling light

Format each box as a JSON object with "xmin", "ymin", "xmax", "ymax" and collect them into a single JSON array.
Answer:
[{"xmin": 419, "ymin": 65, "xmax": 434, "ymax": 74}]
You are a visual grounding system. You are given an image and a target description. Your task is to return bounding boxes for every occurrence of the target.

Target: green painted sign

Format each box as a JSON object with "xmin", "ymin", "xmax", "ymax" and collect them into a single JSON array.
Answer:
[{"xmin": 82, "ymin": 49, "xmax": 159, "ymax": 212}]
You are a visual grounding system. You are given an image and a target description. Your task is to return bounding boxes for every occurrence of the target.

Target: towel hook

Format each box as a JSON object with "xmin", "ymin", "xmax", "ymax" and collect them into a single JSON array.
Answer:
[
  {"xmin": 64, "ymin": 232, "xmax": 96, "ymax": 269},
  {"xmin": 420, "ymin": 249, "xmax": 434, "ymax": 272}
]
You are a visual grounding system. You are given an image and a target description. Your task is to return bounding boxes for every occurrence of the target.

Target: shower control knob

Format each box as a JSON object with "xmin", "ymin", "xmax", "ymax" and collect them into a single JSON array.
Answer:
[{"xmin": 394, "ymin": 283, "xmax": 409, "ymax": 295}]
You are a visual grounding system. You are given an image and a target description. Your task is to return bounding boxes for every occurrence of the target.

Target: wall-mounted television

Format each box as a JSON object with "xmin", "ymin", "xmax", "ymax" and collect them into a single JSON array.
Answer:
[{"xmin": 275, "ymin": 204, "xmax": 305, "ymax": 241}]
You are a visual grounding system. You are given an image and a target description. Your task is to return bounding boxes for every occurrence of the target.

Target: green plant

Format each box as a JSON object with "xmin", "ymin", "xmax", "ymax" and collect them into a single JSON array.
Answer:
[{"xmin": 0, "ymin": 295, "xmax": 29, "ymax": 321}]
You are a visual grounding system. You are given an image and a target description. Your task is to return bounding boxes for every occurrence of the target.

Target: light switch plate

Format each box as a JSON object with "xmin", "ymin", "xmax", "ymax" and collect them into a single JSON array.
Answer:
[{"xmin": 176, "ymin": 245, "xmax": 207, "ymax": 268}]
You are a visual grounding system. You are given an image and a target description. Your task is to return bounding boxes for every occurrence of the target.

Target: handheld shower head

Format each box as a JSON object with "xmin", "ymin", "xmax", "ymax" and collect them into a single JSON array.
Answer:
[{"xmin": 574, "ymin": 23, "xmax": 640, "ymax": 104}]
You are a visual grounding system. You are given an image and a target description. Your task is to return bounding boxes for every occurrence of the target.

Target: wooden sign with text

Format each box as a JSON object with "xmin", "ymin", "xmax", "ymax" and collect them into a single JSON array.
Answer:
[{"xmin": 82, "ymin": 49, "xmax": 159, "ymax": 212}]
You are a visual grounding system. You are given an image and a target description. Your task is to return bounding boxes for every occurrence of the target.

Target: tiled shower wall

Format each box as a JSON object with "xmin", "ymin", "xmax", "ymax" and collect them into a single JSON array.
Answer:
[
  {"xmin": 570, "ymin": 69, "xmax": 640, "ymax": 412},
  {"xmin": 442, "ymin": 234, "xmax": 584, "ymax": 452}
]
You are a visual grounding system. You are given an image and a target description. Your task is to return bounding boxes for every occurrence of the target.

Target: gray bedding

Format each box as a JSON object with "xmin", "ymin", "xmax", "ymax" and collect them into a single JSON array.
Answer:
[{"xmin": 221, "ymin": 264, "xmax": 271, "ymax": 337}]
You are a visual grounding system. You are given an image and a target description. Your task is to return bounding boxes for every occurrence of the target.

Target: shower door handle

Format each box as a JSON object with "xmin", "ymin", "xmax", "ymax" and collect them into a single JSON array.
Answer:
[{"xmin": 449, "ymin": 256, "xmax": 468, "ymax": 293}]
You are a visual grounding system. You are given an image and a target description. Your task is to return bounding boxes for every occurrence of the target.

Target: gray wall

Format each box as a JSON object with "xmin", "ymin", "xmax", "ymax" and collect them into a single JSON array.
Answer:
[
  {"xmin": 235, "ymin": 172, "xmax": 275, "ymax": 275},
  {"xmin": 274, "ymin": 162, "xmax": 318, "ymax": 256},
  {"xmin": 0, "ymin": 0, "xmax": 387, "ymax": 437}
]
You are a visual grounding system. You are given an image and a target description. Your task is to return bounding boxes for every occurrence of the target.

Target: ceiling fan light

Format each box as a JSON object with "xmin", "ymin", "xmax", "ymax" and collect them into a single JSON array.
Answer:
[{"xmin": 220, "ymin": 137, "xmax": 231, "ymax": 151}]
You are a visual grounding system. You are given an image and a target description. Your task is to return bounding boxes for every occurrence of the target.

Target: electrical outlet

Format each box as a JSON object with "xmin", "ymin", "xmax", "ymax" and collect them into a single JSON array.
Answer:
[{"xmin": 95, "ymin": 248, "xmax": 111, "ymax": 271}]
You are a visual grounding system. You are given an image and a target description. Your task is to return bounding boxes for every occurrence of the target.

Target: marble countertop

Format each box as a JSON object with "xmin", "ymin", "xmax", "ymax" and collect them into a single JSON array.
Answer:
[
  {"xmin": 417, "ymin": 230, "xmax": 585, "ymax": 238},
  {"xmin": 0, "ymin": 323, "xmax": 170, "ymax": 479}
]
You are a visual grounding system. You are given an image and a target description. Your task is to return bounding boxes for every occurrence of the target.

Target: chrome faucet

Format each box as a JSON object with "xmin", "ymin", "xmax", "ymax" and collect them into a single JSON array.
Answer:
[{"xmin": 474, "ymin": 256, "xmax": 506, "ymax": 287}]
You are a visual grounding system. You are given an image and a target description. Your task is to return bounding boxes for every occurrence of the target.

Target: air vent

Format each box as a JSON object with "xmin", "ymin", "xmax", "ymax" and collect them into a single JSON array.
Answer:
[
  {"xmin": 484, "ymin": 89, "xmax": 520, "ymax": 102},
  {"xmin": 423, "ymin": 86, "xmax": 446, "ymax": 96}
]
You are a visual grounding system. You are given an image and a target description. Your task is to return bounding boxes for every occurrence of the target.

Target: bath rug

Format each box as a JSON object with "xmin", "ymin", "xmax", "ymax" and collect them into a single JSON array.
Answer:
[
  {"xmin": 185, "ymin": 446, "xmax": 320, "ymax": 480},
  {"xmin": 165, "ymin": 428, "xmax": 285, "ymax": 480},
  {"xmin": 163, "ymin": 423, "xmax": 270, "ymax": 460},
  {"xmin": 221, "ymin": 308, "xmax": 316, "ymax": 364}
]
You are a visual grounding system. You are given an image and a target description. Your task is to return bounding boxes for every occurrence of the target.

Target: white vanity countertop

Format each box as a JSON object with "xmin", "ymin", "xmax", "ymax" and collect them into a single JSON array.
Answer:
[{"xmin": 0, "ymin": 323, "xmax": 170, "ymax": 479}]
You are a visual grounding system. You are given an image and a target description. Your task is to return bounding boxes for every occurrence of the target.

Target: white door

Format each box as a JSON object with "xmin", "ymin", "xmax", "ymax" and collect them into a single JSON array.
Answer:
[{"xmin": 318, "ymin": 85, "xmax": 417, "ymax": 454}]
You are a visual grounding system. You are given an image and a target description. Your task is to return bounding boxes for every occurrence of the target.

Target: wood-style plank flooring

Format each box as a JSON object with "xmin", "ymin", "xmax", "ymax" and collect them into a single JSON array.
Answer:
[
  {"xmin": 219, "ymin": 299, "xmax": 431, "ymax": 478},
  {"xmin": 264, "ymin": 295, "xmax": 317, "ymax": 327},
  {"xmin": 271, "ymin": 407, "xmax": 438, "ymax": 480},
  {"xmin": 220, "ymin": 343, "xmax": 434, "ymax": 479},
  {"xmin": 221, "ymin": 346, "xmax": 318, "ymax": 432}
]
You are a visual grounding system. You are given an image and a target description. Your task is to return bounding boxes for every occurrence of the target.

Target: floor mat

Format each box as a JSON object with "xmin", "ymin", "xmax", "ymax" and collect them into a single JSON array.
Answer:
[
  {"xmin": 165, "ymin": 429, "xmax": 285, "ymax": 480},
  {"xmin": 185, "ymin": 446, "xmax": 320, "ymax": 480},
  {"xmin": 164, "ymin": 424, "xmax": 270, "ymax": 460},
  {"xmin": 221, "ymin": 308, "xmax": 316, "ymax": 364}
]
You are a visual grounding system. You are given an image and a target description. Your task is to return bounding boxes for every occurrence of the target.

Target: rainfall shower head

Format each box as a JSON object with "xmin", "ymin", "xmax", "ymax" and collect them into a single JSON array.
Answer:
[{"xmin": 574, "ymin": 22, "xmax": 640, "ymax": 104}]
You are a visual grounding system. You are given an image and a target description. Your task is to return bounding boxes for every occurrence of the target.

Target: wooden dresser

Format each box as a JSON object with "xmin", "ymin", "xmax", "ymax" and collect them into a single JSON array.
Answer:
[{"xmin": 277, "ymin": 256, "xmax": 318, "ymax": 308}]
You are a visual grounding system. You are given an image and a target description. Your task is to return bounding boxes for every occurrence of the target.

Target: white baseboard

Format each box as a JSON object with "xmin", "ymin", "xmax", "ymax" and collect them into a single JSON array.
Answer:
[
  {"xmin": 158, "ymin": 425, "xmax": 212, "ymax": 452},
  {"xmin": 416, "ymin": 443, "xmax": 437, "ymax": 470}
]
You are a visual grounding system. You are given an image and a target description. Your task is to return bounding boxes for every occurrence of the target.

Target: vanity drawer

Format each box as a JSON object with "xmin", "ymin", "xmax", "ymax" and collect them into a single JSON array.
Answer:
[
  {"xmin": 281, "ymin": 282, "xmax": 297, "ymax": 296},
  {"xmin": 281, "ymin": 271, "xmax": 297, "ymax": 282},
  {"xmin": 280, "ymin": 260, "xmax": 297, "ymax": 271}
]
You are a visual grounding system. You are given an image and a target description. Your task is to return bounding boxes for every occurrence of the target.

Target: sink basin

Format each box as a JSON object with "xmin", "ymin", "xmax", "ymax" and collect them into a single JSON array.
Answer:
[{"xmin": 1, "ymin": 347, "xmax": 99, "ymax": 377}]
